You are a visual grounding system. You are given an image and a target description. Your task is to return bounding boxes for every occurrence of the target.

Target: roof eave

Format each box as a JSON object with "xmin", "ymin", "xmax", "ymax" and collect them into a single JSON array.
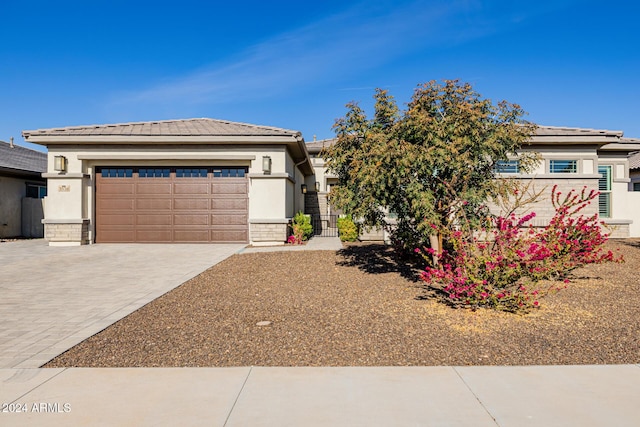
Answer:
[
  {"xmin": 599, "ymin": 142, "xmax": 640, "ymax": 152},
  {"xmin": 529, "ymin": 135, "xmax": 622, "ymax": 145},
  {"xmin": 22, "ymin": 134, "xmax": 300, "ymax": 145},
  {"xmin": 0, "ymin": 166, "xmax": 46, "ymax": 178},
  {"xmin": 22, "ymin": 132, "xmax": 316, "ymax": 175}
]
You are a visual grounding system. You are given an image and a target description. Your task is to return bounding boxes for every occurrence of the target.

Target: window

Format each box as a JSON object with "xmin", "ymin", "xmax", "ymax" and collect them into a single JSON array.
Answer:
[
  {"xmin": 549, "ymin": 160, "xmax": 577, "ymax": 174},
  {"xmin": 634, "ymin": 182, "xmax": 640, "ymax": 192},
  {"xmin": 598, "ymin": 165, "xmax": 612, "ymax": 218},
  {"xmin": 26, "ymin": 183, "xmax": 47, "ymax": 198},
  {"xmin": 494, "ymin": 160, "xmax": 520, "ymax": 174},
  {"xmin": 212, "ymin": 168, "xmax": 246, "ymax": 178},
  {"xmin": 176, "ymin": 168, "xmax": 208, "ymax": 178},
  {"xmin": 101, "ymin": 168, "xmax": 133, "ymax": 178},
  {"xmin": 138, "ymin": 168, "xmax": 170, "ymax": 178}
]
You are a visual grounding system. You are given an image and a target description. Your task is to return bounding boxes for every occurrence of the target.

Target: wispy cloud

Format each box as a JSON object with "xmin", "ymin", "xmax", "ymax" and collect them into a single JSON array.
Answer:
[{"xmin": 108, "ymin": 0, "xmax": 573, "ymax": 111}]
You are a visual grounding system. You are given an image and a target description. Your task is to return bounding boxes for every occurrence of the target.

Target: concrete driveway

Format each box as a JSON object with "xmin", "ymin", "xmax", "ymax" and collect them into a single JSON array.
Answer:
[{"xmin": 0, "ymin": 240, "xmax": 245, "ymax": 368}]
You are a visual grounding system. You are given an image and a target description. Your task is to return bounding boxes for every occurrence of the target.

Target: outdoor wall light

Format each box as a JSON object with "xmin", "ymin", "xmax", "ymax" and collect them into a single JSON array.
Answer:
[
  {"xmin": 315, "ymin": 181, "xmax": 320, "ymax": 192},
  {"xmin": 301, "ymin": 184, "xmax": 307, "ymax": 194},
  {"xmin": 54, "ymin": 155, "xmax": 67, "ymax": 172},
  {"xmin": 262, "ymin": 156, "xmax": 272, "ymax": 174}
]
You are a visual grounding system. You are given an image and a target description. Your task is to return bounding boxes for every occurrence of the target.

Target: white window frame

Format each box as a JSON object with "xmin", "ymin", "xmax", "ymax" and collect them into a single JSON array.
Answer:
[
  {"xmin": 549, "ymin": 159, "xmax": 578, "ymax": 174},
  {"xmin": 494, "ymin": 160, "xmax": 520, "ymax": 174},
  {"xmin": 598, "ymin": 165, "xmax": 612, "ymax": 218}
]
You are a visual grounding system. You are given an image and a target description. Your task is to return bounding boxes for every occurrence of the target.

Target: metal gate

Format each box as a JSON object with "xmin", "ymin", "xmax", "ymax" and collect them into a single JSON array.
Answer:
[{"xmin": 312, "ymin": 215, "xmax": 338, "ymax": 237}]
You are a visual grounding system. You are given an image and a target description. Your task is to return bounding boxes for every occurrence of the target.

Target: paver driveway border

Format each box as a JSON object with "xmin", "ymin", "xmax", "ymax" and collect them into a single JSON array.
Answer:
[{"xmin": 0, "ymin": 239, "xmax": 245, "ymax": 369}]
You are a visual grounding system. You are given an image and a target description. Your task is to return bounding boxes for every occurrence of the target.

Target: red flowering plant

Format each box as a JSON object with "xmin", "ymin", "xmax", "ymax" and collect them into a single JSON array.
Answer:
[{"xmin": 418, "ymin": 185, "xmax": 623, "ymax": 313}]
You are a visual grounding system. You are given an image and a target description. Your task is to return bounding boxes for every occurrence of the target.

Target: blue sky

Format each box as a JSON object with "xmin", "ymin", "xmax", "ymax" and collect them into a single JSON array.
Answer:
[{"xmin": 2, "ymin": 0, "xmax": 639, "ymax": 152}]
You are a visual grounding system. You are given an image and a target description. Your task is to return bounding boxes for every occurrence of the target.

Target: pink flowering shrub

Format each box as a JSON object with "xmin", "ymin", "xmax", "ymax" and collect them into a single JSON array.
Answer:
[
  {"xmin": 288, "ymin": 225, "xmax": 305, "ymax": 245},
  {"xmin": 419, "ymin": 185, "xmax": 623, "ymax": 313}
]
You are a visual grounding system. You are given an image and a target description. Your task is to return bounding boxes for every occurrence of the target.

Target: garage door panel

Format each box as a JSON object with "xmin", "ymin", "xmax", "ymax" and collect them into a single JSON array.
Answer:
[
  {"xmin": 211, "ymin": 230, "xmax": 247, "ymax": 242},
  {"xmin": 174, "ymin": 183, "xmax": 210, "ymax": 195},
  {"xmin": 211, "ymin": 214, "xmax": 247, "ymax": 225},
  {"xmin": 136, "ymin": 198, "xmax": 172, "ymax": 210},
  {"xmin": 212, "ymin": 182, "xmax": 247, "ymax": 194},
  {"xmin": 212, "ymin": 199, "xmax": 248, "ymax": 210},
  {"xmin": 96, "ymin": 168, "xmax": 248, "ymax": 243},
  {"xmin": 174, "ymin": 214, "xmax": 209, "ymax": 225},
  {"xmin": 100, "ymin": 183, "xmax": 134, "ymax": 194},
  {"xmin": 136, "ymin": 214, "xmax": 172, "ymax": 226},
  {"xmin": 96, "ymin": 229, "xmax": 135, "ymax": 243},
  {"xmin": 173, "ymin": 230, "xmax": 210, "ymax": 242},
  {"xmin": 135, "ymin": 229, "xmax": 172, "ymax": 242},
  {"xmin": 98, "ymin": 214, "xmax": 135, "ymax": 226},
  {"xmin": 173, "ymin": 198, "xmax": 210, "ymax": 210},
  {"xmin": 136, "ymin": 183, "xmax": 172, "ymax": 195},
  {"xmin": 97, "ymin": 198, "xmax": 135, "ymax": 210}
]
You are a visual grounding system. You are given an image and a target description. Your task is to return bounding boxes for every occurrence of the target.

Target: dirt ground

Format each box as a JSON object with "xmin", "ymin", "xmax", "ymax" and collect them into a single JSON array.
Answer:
[{"xmin": 45, "ymin": 240, "xmax": 640, "ymax": 367}]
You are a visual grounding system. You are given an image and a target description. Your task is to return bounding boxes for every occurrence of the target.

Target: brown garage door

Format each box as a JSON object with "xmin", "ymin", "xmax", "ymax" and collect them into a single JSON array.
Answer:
[{"xmin": 96, "ymin": 167, "xmax": 248, "ymax": 243}]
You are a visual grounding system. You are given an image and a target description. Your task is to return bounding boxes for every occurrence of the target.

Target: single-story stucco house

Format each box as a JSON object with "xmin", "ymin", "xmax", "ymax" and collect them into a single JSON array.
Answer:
[
  {"xmin": 0, "ymin": 138, "xmax": 47, "ymax": 238},
  {"xmin": 22, "ymin": 119, "xmax": 313, "ymax": 246},
  {"xmin": 23, "ymin": 119, "xmax": 640, "ymax": 245},
  {"xmin": 306, "ymin": 126, "xmax": 640, "ymax": 238}
]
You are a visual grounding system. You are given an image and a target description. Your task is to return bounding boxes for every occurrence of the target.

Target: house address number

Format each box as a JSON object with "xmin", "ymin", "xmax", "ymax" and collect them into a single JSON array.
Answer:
[{"xmin": 58, "ymin": 185, "xmax": 70, "ymax": 192}]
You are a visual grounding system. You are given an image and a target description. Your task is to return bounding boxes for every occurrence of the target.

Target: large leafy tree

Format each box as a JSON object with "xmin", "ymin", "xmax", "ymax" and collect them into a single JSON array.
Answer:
[{"xmin": 324, "ymin": 80, "xmax": 537, "ymax": 251}]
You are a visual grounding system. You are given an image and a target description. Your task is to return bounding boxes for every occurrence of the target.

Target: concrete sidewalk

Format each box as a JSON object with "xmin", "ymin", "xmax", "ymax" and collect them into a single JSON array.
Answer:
[
  {"xmin": 2, "ymin": 365, "xmax": 639, "ymax": 426},
  {"xmin": 240, "ymin": 235, "xmax": 343, "ymax": 254}
]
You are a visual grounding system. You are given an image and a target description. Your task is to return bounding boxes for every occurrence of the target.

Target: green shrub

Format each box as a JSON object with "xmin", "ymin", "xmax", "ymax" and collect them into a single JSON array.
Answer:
[
  {"xmin": 337, "ymin": 215, "xmax": 359, "ymax": 242},
  {"xmin": 290, "ymin": 211, "xmax": 313, "ymax": 243}
]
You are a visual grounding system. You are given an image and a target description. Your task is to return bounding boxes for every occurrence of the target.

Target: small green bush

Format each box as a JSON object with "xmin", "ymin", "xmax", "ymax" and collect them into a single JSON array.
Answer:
[
  {"xmin": 290, "ymin": 211, "xmax": 313, "ymax": 243},
  {"xmin": 337, "ymin": 215, "xmax": 359, "ymax": 242}
]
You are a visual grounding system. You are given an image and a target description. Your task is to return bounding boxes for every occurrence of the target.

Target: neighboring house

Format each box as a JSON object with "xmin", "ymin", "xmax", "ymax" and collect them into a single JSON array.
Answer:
[
  {"xmin": 629, "ymin": 151, "xmax": 640, "ymax": 192},
  {"xmin": 22, "ymin": 119, "xmax": 313, "ymax": 246},
  {"xmin": 305, "ymin": 126, "xmax": 640, "ymax": 238},
  {"xmin": 21, "ymin": 119, "xmax": 640, "ymax": 245},
  {"xmin": 0, "ymin": 139, "xmax": 47, "ymax": 238}
]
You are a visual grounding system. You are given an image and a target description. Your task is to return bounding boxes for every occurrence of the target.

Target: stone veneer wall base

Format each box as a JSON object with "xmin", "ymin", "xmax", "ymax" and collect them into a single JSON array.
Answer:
[
  {"xmin": 43, "ymin": 220, "xmax": 90, "ymax": 246},
  {"xmin": 250, "ymin": 221, "xmax": 289, "ymax": 245}
]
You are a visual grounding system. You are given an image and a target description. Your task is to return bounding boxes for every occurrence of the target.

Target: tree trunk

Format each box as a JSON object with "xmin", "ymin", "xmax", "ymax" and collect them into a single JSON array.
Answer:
[{"xmin": 429, "ymin": 234, "xmax": 441, "ymax": 265}]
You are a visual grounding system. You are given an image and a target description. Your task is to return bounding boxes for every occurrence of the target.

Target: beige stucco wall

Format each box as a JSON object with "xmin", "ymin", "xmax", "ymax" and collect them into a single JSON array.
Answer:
[
  {"xmin": 494, "ymin": 145, "xmax": 639, "ymax": 237},
  {"xmin": 598, "ymin": 152, "xmax": 638, "ymax": 237},
  {"xmin": 0, "ymin": 176, "xmax": 45, "ymax": 238},
  {"xmin": 310, "ymin": 156, "xmax": 336, "ymax": 192},
  {"xmin": 21, "ymin": 197, "xmax": 45, "ymax": 238},
  {"xmin": 0, "ymin": 176, "xmax": 26, "ymax": 238},
  {"xmin": 43, "ymin": 144, "xmax": 308, "ymax": 245}
]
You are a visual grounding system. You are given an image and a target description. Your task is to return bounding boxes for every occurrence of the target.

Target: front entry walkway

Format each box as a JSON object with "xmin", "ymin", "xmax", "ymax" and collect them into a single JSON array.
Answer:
[{"xmin": 0, "ymin": 240, "xmax": 244, "ymax": 368}]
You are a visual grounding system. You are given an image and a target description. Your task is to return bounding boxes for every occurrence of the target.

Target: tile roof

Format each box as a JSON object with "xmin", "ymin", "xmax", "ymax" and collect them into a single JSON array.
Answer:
[
  {"xmin": 0, "ymin": 140, "xmax": 47, "ymax": 174},
  {"xmin": 306, "ymin": 126, "xmax": 630, "ymax": 153},
  {"xmin": 533, "ymin": 125, "xmax": 623, "ymax": 137},
  {"xmin": 306, "ymin": 138, "xmax": 336, "ymax": 154},
  {"xmin": 629, "ymin": 152, "xmax": 640, "ymax": 170},
  {"xmin": 22, "ymin": 118, "xmax": 301, "ymax": 138}
]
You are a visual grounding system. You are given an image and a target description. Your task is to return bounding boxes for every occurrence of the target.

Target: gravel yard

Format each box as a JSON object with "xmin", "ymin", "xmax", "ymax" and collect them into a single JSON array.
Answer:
[{"xmin": 45, "ymin": 240, "xmax": 640, "ymax": 367}]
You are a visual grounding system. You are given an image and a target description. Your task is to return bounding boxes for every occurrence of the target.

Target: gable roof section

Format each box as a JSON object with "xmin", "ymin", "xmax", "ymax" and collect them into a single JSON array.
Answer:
[
  {"xmin": 0, "ymin": 140, "xmax": 47, "ymax": 178},
  {"xmin": 22, "ymin": 118, "xmax": 300, "ymax": 140},
  {"xmin": 23, "ymin": 118, "xmax": 313, "ymax": 175}
]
